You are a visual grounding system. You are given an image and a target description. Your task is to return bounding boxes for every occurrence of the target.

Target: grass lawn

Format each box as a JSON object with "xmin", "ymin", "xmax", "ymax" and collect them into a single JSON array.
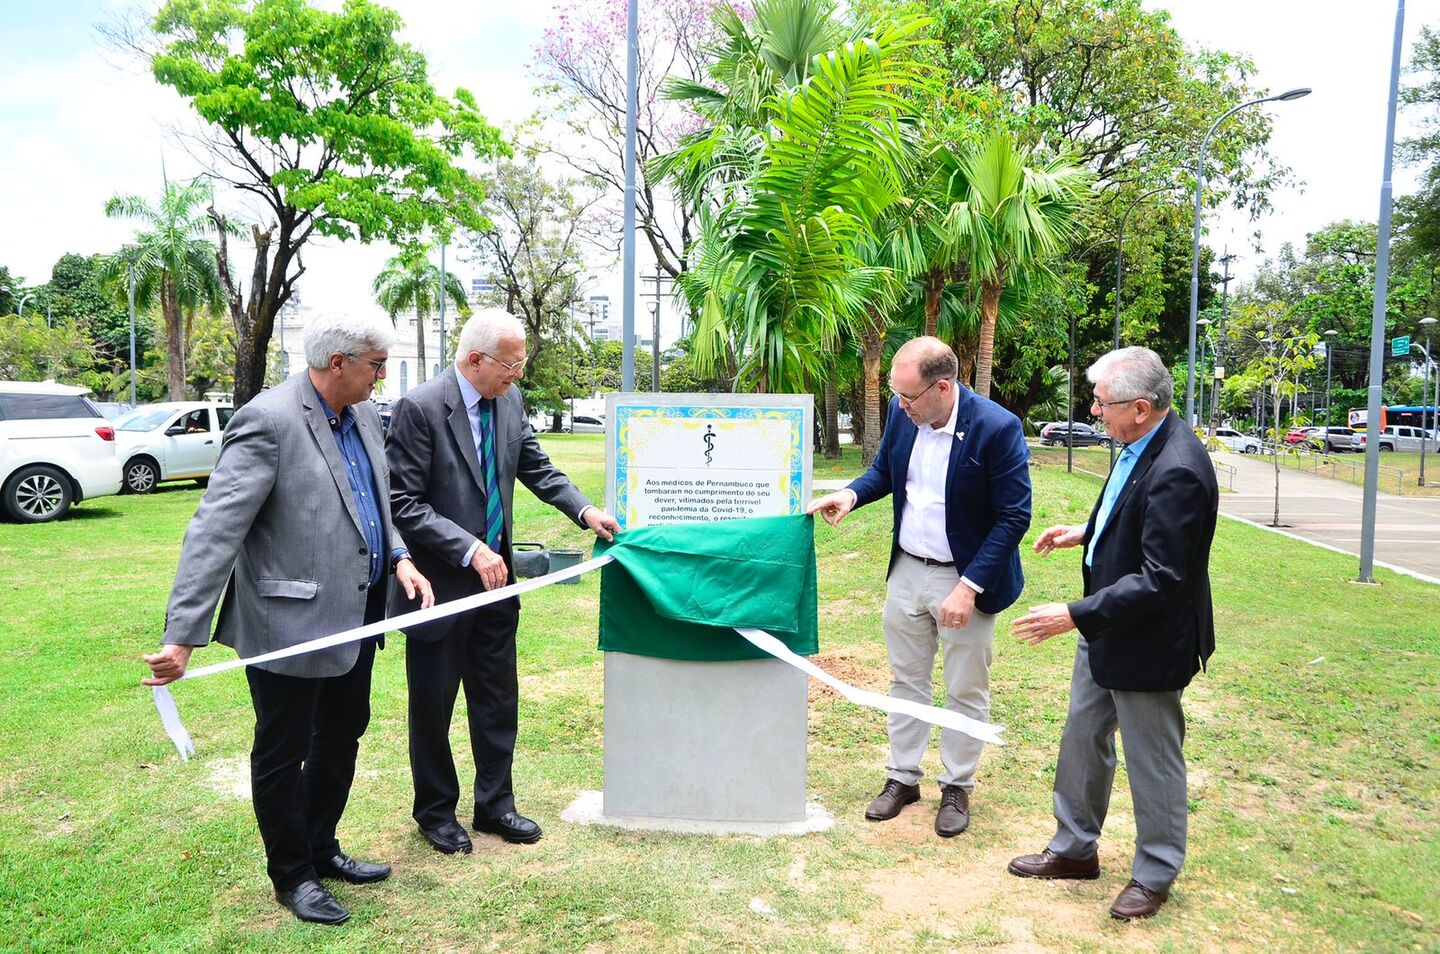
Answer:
[{"xmin": 1, "ymin": 434, "xmax": 1437, "ymax": 951}]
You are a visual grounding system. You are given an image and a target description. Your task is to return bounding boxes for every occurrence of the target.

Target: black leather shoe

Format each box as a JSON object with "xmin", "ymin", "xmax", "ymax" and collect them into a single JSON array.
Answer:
[
  {"xmin": 315, "ymin": 852, "xmax": 392, "ymax": 884},
  {"xmin": 474, "ymin": 810, "xmax": 543, "ymax": 844},
  {"xmin": 275, "ymin": 879, "xmax": 350, "ymax": 925},
  {"xmin": 419, "ymin": 820, "xmax": 473, "ymax": 854},
  {"xmin": 934, "ymin": 784, "xmax": 970, "ymax": 837},
  {"xmin": 1007, "ymin": 848, "xmax": 1101, "ymax": 880},
  {"xmin": 865, "ymin": 778, "xmax": 921, "ymax": 821}
]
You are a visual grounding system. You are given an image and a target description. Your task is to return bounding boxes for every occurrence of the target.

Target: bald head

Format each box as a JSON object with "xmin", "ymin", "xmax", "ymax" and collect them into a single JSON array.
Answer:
[{"xmin": 894, "ymin": 336, "xmax": 959, "ymax": 384}]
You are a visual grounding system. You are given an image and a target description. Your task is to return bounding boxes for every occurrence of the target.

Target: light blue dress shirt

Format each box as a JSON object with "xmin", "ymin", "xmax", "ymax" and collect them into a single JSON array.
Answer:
[{"xmin": 1085, "ymin": 421, "xmax": 1161, "ymax": 568}]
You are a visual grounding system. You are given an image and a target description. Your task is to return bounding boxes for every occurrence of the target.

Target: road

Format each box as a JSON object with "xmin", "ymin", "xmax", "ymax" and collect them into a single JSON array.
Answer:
[{"xmin": 1214, "ymin": 451, "xmax": 1440, "ymax": 583}]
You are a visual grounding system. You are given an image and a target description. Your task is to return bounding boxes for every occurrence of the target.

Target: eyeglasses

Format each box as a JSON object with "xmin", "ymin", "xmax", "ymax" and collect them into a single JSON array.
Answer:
[
  {"xmin": 480, "ymin": 351, "xmax": 527, "ymax": 373},
  {"xmin": 895, "ymin": 378, "xmax": 938, "ymax": 405},
  {"xmin": 1092, "ymin": 397, "xmax": 1138, "ymax": 411},
  {"xmin": 346, "ymin": 354, "xmax": 387, "ymax": 376}
]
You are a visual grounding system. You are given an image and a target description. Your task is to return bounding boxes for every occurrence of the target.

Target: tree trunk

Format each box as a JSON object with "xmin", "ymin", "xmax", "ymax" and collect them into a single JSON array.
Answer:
[
  {"xmin": 923, "ymin": 267, "xmax": 944, "ymax": 337},
  {"xmin": 415, "ymin": 307, "xmax": 428, "ymax": 385},
  {"xmin": 954, "ymin": 332, "xmax": 977, "ymax": 388},
  {"xmin": 848, "ymin": 377, "xmax": 865, "ymax": 451},
  {"xmin": 973, "ymin": 280, "xmax": 1002, "ymax": 398},
  {"xmin": 211, "ymin": 211, "xmax": 301, "ymax": 409},
  {"xmin": 1271, "ymin": 392, "xmax": 1283, "ymax": 527},
  {"xmin": 861, "ymin": 306, "xmax": 885, "ymax": 466},
  {"xmin": 822, "ymin": 375, "xmax": 841, "ymax": 459},
  {"xmin": 163, "ymin": 280, "xmax": 186, "ymax": 400}
]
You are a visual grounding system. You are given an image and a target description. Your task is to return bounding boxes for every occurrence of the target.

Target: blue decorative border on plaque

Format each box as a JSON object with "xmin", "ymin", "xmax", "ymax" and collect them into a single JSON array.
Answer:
[{"xmin": 613, "ymin": 404, "xmax": 806, "ymax": 528}]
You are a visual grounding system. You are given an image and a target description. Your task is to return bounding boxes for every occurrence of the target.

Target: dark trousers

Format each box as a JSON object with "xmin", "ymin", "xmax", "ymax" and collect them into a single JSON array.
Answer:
[
  {"xmin": 406, "ymin": 598, "xmax": 521, "ymax": 828},
  {"xmin": 244, "ymin": 591, "xmax": 382, "ymax": 892}
]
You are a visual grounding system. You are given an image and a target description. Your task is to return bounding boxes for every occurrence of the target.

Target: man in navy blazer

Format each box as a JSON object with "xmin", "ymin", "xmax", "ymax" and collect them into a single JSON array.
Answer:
[
  {"xmin": 809, "ymin": 336, "xmax": 1031, "ymax": 836},
  {"xmin": 1010, "ymin": 346, "xmax": 1217, "ymax": 922}
]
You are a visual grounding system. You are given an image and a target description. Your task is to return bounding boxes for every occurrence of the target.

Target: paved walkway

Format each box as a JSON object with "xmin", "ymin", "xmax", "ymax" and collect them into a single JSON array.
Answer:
[{"xmin": 1213, "ymin": 451, "xmax": 1440, "ymax": 584}]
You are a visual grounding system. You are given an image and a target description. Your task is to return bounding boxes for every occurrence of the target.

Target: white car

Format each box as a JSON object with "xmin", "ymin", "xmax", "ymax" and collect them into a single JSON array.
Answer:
[
  {"xmin": 0, "ymin": 382, "xmax": 123, "ymax": 522},
  {"xmin": 113, "ymin": 402, "xmax": 235, "ymax": 493},
  {"xmin": 1211, "ymin": 427, "xmax": 1263, "ymax": 454}
]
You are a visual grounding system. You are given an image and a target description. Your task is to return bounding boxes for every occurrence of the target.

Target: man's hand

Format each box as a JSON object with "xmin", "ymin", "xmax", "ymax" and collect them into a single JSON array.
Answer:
[
  {"xmin": 584, "ymin": 507, "xmax": 620, "ymax": 542},
  {"xmin": 470, "ymin": 543, "xmax": 508, "ymax": 591},
  {"xmin": 142, "ymin": 644, "xmax": 194, "ymax": 686},
  {"xmin": 1033, "ymin": 524, "xmax": 1086, "ymax": 556},
  {"xmin": 395, "ymin": 559, "xmax": 435, "ymax": 608},
  {"xmin": 938, "ymin": 582, "xmax": 977, "ymax": 630},
  {"xmin": 806, "ymin": 489, "xmax": 856, "ymax": 527},
  {"xmin": 1012, "ymin": 603, "xmax": 1077, "ymax": 645}
]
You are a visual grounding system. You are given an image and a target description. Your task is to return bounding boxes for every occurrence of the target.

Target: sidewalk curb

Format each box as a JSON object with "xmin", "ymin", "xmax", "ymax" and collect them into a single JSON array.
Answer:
[{"xmin": 1217, "ymin": 511, "xmax": 1440, "ymax": 588}]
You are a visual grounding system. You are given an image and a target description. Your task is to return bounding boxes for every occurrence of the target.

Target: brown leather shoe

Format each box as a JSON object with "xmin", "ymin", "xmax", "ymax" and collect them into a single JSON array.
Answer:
[
  {"xmin": 864, "ymin": 779, "xmax": 920, "ymax": 821},
  {"xmin": 934, "ymin": 784, "xmax": 970, "ymax": 837},
  {"xmin": 1006, "ymin": 848, "xmax": 1100, "ymax": 880},
  {"xmin": 1109, "ymin": 879, "xmax": 1168, "ymax": 920}
]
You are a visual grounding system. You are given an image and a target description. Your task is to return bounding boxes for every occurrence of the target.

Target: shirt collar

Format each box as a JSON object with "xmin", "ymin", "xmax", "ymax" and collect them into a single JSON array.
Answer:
[
  {"xmin": 315, "ymin": 393, "xmax": 353, "ymax": 433},
  {"xmin": 1122, "ymin": 416, "xmax": 1163, "ymax": 457},
  {"xmin": 928, "ymin": 384, "xmax": 960, "ymax": 437},
  {"xmin": 454, "ymin": 362, "xmax": 484, "ymax": 411}
]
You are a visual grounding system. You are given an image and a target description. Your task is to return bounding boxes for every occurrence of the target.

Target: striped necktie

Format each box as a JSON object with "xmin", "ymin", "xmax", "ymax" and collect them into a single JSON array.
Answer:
[{"xmin": 479, "ymin": 403, "xmax": 504, "ymax": 549}]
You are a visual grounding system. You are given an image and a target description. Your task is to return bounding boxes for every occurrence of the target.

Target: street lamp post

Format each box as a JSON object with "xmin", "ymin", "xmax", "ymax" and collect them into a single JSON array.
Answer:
[
  {"xmin": 1195, "ymin": 317, "xmax": 1211, "ymax": 428},
  {"xmin": 1419, "ymin": 317, "xmax": 1437, "ymax": 485},
  {"xmin": 1186, "ymin": 87, "xmax": 1312, "ymax": 425},
  {"xmin": 16, "ymin": 292, "xmax": 36, "ymax": 319},
  {"xmin": 1323, "ymin": 329, "xmax": 1339, "ymax": 444},
  {"xmin": 127, "ymin": 261, "xmax": 138, "ymax": 405}
]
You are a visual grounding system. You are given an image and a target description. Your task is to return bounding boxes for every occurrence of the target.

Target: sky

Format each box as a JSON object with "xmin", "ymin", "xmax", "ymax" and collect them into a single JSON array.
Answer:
[{"xmin": 1, "ymin": 0, "xmax": 1438, "ymax": 331}]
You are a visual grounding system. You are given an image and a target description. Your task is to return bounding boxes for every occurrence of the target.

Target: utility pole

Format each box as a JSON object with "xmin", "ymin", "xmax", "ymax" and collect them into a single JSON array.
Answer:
[
  {"xmin": 641, "ymin": 263, "xmax": 673, "ymax": 393},
  {"xmin": 1207, "ymin": 248, "xmax": 1238, "ymax": 440},
  {"xmin": 127, "ymin": 261, "xmax": 138, "ymax": 406}
]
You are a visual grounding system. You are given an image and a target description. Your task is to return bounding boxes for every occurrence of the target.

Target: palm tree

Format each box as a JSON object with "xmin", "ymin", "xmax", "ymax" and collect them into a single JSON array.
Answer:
[
  {"xmin": 659, "ymin": 3, "xmax": 933, "ymax": 393},
  {"xmin": 100, "ymin": 179, "xmax": 226, "ymax": 400},
  {"xmin": 372, "ymin": 246, "xmax": 468, "ymax": 386},
  {"xmin": 936, "ymin": 131, "xmax": 1093, "ymax": 397}
]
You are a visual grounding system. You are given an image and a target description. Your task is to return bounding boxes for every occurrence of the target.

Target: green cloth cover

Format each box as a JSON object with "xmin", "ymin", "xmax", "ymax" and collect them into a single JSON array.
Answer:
[{"xmin": 596, "ymin": 513, "xmax": 819, "ymax": 661}]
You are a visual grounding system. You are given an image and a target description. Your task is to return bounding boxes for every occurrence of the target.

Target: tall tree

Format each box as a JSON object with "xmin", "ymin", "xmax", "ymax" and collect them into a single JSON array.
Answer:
[
  {"xmin": 372, "ymin": 246, "xmax": 469, "ymax": 387},
  {"xmin": 936, "ymin": 130, "xmax": 1092, "ymax": 397},
  {"xmin": 100, "ymin": 178, "xmax": 226, "ymax": 400},
  {"xmin": 116, "ymin": 0, "xmax": 506, "ymax": 406}
]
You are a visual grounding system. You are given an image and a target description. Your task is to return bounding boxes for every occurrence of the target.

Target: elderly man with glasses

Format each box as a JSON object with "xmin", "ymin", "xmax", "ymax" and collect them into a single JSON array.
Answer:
[
  {"xmin": 1009, "ymin": 346, "xmax": 1218, "ymax": 922},
  {"xmin": 143, "ymin": 314, "xmax": 434, "ymax": 926},
  {"xmin": 808, "ymin": 336, "xmax": 1032, "ymax": 837},
  {"xmin": 385, "ymin": 308, "xmax": 619, "ymax": 855}
]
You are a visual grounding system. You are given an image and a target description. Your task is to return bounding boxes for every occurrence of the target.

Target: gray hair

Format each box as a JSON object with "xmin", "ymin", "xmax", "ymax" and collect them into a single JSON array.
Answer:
[
  {"xmin": 1086, "ymin": 346, "xmax": 1173, "ymax": 408},
  {"xmin": 457, "ymin": 308, "xmax": 526, "ymax": 358},
  {"xmin": 303, "ymin": 313, "xmax": 395, "ymax": 370}
]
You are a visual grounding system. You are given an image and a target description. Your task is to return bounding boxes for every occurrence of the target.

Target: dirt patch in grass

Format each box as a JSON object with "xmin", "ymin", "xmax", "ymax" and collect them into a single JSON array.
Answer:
[
  {"xmin": 204, "ymin": 756, "xmax": 252, "ymax": 800},
  {"xmin": 808, "ymin": 650, "xmax": 889, "ymax": 704}
]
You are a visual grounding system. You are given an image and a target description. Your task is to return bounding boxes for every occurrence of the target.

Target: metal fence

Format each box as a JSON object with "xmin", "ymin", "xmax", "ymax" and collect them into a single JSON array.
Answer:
[{"xmin": 1262, "ymin": 444, "xmax": 1408, "ymax": 495}]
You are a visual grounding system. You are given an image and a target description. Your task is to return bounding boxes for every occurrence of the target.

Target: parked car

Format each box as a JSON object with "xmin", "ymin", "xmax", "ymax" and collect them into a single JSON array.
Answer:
[
  {"xmin": 1310, "ymin": 426, "xmax": 1359, "ymax": 453},
  {"xmin": 1039, "ymin": 421, "xmax": 1112, "ymax": 447},
  {"xmin": 1284, "ymin": 426, "xmax": 1320, "ymax": 445},
  {"xmin": 94, "ymin": 401, "xmax": 138, "ymax": 420},
  {"xmin": 0, "ymin": 382, "xmax": 122, "ymax": 522},
  {"xmin": 1211, "ymin": 427, "xmax": 1264, "ymax": 454},
  {"xmin": 1356, "ymin": 425, "xmax": 1440, "ymax": 453},
  {"xmin": 566, "ymin": 413, "xmax": 606, "ymax": 434},
  {"xmin": 113, "ymin": 401, "xmax": 235, "ymax": 493}
]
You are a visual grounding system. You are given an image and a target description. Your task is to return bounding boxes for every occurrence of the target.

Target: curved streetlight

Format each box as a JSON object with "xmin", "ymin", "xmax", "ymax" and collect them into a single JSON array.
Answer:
[
  {"xmin": 16, "ymin": 292, "xmax": 36, "ymax": 319},
  {"xmin": 1186, "ymin": 86, "xmax": 1312, "ymax": 425}
]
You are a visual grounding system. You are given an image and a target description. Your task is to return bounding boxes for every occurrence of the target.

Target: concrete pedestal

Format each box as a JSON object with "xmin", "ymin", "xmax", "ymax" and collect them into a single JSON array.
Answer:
[{"xmin": 602, "ymin": 653, "xmax": 808, "ymax": 825}]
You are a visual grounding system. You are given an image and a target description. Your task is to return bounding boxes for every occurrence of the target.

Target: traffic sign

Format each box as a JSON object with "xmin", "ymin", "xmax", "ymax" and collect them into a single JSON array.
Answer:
[{"xmin": 1392, "ymin": 335, "xmax": 1411, "ymax": 357}]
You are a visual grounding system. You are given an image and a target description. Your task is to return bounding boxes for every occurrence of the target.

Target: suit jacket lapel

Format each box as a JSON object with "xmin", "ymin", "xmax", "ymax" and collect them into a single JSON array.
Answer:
[
  {"xmin": 493, "ymin": 390, "xmax": 513, "ymax": 484},
  {"xmin": 1106, "ymin": 412, "xmax": 1177, "ymax": 524},
  {"xmin": 444, "ymin": 369, "xmax": 485, "ymax": 490},
  {"xmin": 355, "ymin": 405, "xmax": 390, "ymax": 540},
  {"xmin": 300, "ymin": 378, "xmax": 366, "ymax": 540},
  {"xmin": 944, "ymin": 385, "xmax": 976, "ymax": 499}
]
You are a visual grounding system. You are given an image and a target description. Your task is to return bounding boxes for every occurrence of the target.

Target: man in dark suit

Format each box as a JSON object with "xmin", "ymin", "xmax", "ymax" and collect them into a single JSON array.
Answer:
[
  {"xmin": 1009, "ymin": 346, "xmax": 1218, "ymax": 921},
  {"xmin": 808, "ymin": 336, "xmax": 1031, "ymax": 836},
  {"xmin": 143, "ymin": 315, "xmax": 434, "ymax": 926},
  {"xmin": 387, "ymin": 308, "xmax": 620, "ymax": 855}
]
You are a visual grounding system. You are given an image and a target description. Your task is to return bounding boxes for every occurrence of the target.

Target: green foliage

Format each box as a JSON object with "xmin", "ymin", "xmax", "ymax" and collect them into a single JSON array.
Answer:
[
  {"xmin": 373, "ymin": 244, "xmax": 469, "ymax": 387},
  {"xmin": 150, "ymin": 0, "xmax": 506, "ymax": 244},
  {"xmin": 0, "ymin": 316, "xmax": 98, "ymax": 384},
  {"xmin": 47, "ymin": 253, "xmax": 136, "ymax": 356}
]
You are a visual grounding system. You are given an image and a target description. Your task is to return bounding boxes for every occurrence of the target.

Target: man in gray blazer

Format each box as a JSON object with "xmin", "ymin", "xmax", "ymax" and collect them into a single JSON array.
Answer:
[
  {"xmin": 388, "ymin": 308, "xmax": 619, "ymax": 855},
  {"xmin": 143, "ymin": 315, "xmax": 433, "ymax": 926}
]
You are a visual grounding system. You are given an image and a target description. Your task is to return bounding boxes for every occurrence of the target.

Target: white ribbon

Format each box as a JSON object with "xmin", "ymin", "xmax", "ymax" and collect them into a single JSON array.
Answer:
[{"xmin": 152, "ymin": 553, "xmax": 1004, "ymax": 756}]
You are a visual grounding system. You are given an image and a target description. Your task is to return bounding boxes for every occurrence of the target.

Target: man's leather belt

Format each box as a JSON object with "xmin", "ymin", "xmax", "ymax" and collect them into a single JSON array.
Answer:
[{"xmin": 901, "ymin": 549, "xmax": 955, "ymax": 568}]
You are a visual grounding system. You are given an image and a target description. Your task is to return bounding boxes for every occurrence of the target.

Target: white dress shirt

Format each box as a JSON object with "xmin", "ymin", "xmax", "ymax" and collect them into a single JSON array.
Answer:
[{"xmin": 894, "ymin": 388, "xmax": 982, "ymax": 594}]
